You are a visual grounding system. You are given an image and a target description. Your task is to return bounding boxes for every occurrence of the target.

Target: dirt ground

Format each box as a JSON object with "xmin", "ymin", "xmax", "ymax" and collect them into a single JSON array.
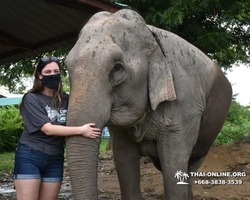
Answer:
[{"xmin": 0, "ymin": 139, "xmax": 250, "ymax": 200}]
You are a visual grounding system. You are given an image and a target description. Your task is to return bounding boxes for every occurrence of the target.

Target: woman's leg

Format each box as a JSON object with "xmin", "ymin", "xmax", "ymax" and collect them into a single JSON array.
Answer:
[
  {"xmin": 39, "ymin": 182, "xmax": 62, "ymax": 200},
  {"xmin": 14, "ymin": 143, "xmax": 64, "ymax": 200},
  {"xmin": 14, "ymin": 179, "xmax": 41, "ymax": 200},
  {"xmin": 13, "ymin": 144, "xmax": 44, "ymax": 200},
  {"xmin": 38, "ymin": 154, "xmax": 64, "ymax": 200}
]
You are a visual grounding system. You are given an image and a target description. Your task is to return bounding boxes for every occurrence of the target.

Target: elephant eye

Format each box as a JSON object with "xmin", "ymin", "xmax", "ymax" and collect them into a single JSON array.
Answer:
[
  {"xmin": 109, "ymin": 62, "xmax": 127, "ymax": 86},
  {"xmin": 112, "ymin": 63, "xmax": 123, "ymax": 72}
]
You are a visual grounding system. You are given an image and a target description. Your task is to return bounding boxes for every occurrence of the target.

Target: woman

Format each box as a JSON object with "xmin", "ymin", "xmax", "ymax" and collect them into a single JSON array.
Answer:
[{"xmin": 13, "ymin": 56, "xmax": 101, "ymax": 200}]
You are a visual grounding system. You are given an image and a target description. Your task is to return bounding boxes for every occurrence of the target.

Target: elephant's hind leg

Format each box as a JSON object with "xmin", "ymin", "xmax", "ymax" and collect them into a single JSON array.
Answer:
[
  {"xmin": 151, "ymin": 157, "xmax": 162, "ymax": 171},
  {"xmin": 156, "ymin": 126, "xmax": 200, "ymax": 200},
  {"xmin": 189, "ymin": 155, "xmax": 206, "ymax": 175},
  {"xmin": 188, "ymin": 155, "xmax": 207, "ymax": 198},
  {"xmin": 191, "ymin": 68, "xmax": 232, "ymax": 165}
]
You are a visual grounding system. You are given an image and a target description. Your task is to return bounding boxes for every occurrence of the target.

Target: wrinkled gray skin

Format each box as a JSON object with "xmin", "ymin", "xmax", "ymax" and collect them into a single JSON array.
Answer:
[{"xmin": 65, "ymin": 9, "xmax": 232, "ymax": 200}]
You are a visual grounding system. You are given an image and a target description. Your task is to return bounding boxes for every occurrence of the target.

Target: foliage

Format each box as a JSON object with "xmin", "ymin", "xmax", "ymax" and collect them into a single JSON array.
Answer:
[
  {"xmin": 0, "ymin": 105, "xmax": 24, "ymax": 152},
  {"xmin": 214, "ymin": 100, "xmax": 250, "ymax": 145},
  {"xmin": 0, "ymin": 47, "xmax": 70, "ymax": 93},
  {"xmin": 62, "ymin": 75, "xmax": 70, "ymax": 93},
  {"xmin": 119, "ymin": 0, "xmax": 250, "ymax": 69},
  {"xmin": 0, "ymin": 152, "xmax": 15, "ymax": 175},
  {"xmin": 227, "ymin": 99, "xmax": 250, "ymax": 124}
]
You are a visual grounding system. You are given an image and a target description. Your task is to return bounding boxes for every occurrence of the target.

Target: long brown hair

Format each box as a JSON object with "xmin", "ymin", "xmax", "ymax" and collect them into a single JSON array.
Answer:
[{"xmin": 19, "ymin": 57, "xmax": 64, "ymax": 113}]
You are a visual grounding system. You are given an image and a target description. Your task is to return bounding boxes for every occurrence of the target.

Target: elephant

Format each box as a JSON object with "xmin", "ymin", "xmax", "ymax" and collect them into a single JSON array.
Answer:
[{"xmin": 65, "ymin": 9, "xmax": 232, "ymax": 200}]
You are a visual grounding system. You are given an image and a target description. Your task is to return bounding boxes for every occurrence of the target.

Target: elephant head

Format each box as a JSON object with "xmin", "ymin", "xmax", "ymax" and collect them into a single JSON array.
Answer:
[{"xmin": 65, "ymin": 9, "xmax": 232, "ymax": 200}]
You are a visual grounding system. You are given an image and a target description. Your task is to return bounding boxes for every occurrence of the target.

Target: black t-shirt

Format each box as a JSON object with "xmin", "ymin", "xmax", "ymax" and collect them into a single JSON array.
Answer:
[{"xmin": 19, "ymin": 92, "xmax": 69, "ymax": 155}]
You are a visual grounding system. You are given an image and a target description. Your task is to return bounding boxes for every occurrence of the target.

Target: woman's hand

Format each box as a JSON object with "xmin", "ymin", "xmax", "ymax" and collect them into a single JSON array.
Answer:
[{"xmin": 79, "ymin": 123, "xmax": 101, "ymax": 138}]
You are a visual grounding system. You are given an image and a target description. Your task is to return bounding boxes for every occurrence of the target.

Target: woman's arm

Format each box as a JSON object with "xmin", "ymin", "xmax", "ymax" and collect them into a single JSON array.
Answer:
[{"xmin": 41, "ymin": 123, "xmax": 101, "ymax": 138}]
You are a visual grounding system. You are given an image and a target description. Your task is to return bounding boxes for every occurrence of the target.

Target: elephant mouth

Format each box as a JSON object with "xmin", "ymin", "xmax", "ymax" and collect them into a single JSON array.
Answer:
[
  {"xmin": 108, "ymin": 106, "xmax": 149, "ymax": 128},
  {"xmin": 125, "ymin": 110, "xmax": 148, "ymax": 128}
]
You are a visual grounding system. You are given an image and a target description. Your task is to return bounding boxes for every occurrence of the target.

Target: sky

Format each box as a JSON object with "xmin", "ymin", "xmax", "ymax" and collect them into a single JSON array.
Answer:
[{"xmin": 226, "ymin": 65, "xmax": 250, "ymax": 106}]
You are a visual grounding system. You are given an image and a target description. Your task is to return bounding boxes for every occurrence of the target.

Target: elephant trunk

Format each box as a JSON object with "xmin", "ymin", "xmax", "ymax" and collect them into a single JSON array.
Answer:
[
  {"xmin": 66, "ymin": 135, "xmax": 100, "ymax": 199},
  {"xmin": 66, "ymin": 80, "xmax": 110, "ymax": 199}
]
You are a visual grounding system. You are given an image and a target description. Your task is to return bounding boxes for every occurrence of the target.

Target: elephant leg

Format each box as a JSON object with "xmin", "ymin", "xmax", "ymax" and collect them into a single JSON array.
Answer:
[
  {"xmin": 157, "ymin": 127, "xmax": 199, "ymax": 200},
  {"xmin": 151, "ymin": 157, "xmax": 162, "ymax": 171},
  {"xmin": 189, "ymin": 155, "xmax": 206, "ymax": 174},
  {"xmin": 111, "ymin": 127, "xmax": 143, "ymax": 200},
  {"xmin": 188, "ymin": 155, "xmax": 207, "ymax": 199}
]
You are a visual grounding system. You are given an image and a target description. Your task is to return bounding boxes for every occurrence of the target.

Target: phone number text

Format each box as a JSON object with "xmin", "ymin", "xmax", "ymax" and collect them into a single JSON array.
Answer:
[{"xmin": 194, "ymin": 180, "xmax": 243, "ymax": 185}]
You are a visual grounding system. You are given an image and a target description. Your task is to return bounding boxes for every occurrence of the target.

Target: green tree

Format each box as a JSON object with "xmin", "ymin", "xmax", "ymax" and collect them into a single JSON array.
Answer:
[
  {"xmin": 62, "ymin": 75, "xmax": 70, "ymax": 93},
  {"xmin": 0, "ymin": 105, "xmax": 24, "ymax": 152},
  {"xmin": 226, "ymin": 100, "xmax": 250, "ymax": 125},
  {"xmin": 120, "ymin": 0, "xmax": 250, "ymax": 68},
  {"xmin": 215, "ymin": 100, "xmax": 250, "ymax": 145}
]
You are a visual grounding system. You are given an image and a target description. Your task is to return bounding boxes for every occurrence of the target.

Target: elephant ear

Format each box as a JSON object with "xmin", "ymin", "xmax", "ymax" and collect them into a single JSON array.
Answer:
[{"xmin": 147, "ymin": 25, "xmax": 177, "ymax": 110}]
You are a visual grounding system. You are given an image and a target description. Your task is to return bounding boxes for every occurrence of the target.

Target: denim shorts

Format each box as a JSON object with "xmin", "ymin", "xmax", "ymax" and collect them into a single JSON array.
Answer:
[{"xmin": 13, "ymin": 143, "xmax": 64, "ymax": 182}]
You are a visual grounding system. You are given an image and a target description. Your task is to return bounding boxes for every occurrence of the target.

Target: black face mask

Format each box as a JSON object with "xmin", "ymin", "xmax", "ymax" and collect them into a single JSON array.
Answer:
[{"xmin": 41, "ymin": 74, "xmax": 61, "ymax": 89}]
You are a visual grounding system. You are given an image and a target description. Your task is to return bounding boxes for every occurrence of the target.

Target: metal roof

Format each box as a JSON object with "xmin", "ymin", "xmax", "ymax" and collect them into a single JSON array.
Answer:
[{"xmin": 0, "ymin": 0, "xmax": 125, "ymax": 66}]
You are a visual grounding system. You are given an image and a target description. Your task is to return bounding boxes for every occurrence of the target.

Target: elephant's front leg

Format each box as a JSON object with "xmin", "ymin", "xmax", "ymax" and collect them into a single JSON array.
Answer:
[{"xmin": 111, "ymin": 127, "xmax": 143, "ymax": 200}]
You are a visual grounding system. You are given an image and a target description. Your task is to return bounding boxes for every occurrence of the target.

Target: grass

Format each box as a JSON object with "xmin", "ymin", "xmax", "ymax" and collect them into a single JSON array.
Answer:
[
  {"xmin": 0, "ymin": 139, "xmax": 111, "ymax": 175},
  {"xmin": 100, "ymin": 139, "xmax": 111, "ymax": 152},
  {"xmin": 0, "ymin": 152, "xmax": 15, "ymax": 175}
]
